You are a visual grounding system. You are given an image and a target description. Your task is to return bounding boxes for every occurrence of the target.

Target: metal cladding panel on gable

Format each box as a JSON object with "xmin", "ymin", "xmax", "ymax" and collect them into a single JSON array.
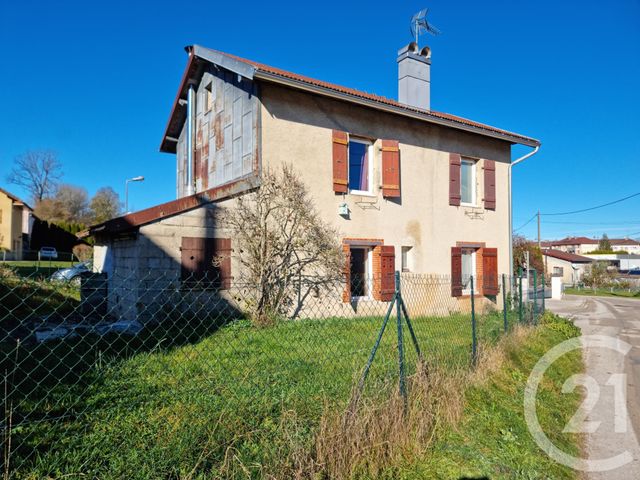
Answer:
[{"xmin": 175, "ymin": 65, "xmax": 259, "ymax": 199}]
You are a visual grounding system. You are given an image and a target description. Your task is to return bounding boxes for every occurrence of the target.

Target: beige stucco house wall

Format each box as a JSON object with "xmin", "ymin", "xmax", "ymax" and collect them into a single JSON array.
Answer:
[
  {"xmin": 259, "ymin": 84, "xmax": 511, "ymax": 276},
  {"xmin": 543, "ymin": 255, "xmax": 590, "ymax": 284}
]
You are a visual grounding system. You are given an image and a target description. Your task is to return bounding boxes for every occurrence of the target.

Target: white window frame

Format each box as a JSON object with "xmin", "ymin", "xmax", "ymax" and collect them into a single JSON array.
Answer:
[
  {"xmin": 401, "ymin": 246, "xmax": 412, "ymax": 272},
  {"xmin": 460, "ymin": 158, "xmax": 477, "ymax": 207},
  {"xmin": 348, "ymin": 138, "xmax": 374, "ymax": 197},
  {"xmin": 350, "ymin": 247, "xmax": 373, "ymax": 300},
  {"xmin": 461, "ymin": 248, "xmax": 477, "ymax": 294}
]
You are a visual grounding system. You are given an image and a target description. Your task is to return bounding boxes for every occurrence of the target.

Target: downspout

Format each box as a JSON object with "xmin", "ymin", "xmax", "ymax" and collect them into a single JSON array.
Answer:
[
  {"xmin": 186, "ymin": 82, "xmax": 196, "ymax": 196},
  {"xmin": 508, "ymin": 145, "xmax": 540, "ymax": 280}
]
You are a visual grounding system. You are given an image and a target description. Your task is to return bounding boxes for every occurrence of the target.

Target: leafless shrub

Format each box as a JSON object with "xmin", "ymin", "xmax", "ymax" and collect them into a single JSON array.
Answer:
[{"xmin": 220, "ymin": 165, "xmax": 344, "ymax": 326}]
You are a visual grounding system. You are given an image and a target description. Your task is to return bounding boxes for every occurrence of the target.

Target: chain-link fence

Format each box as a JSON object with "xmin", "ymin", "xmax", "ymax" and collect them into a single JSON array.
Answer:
[{"xmin": 0, "ymin": 264, "xmax": 541, "ymax": 478}]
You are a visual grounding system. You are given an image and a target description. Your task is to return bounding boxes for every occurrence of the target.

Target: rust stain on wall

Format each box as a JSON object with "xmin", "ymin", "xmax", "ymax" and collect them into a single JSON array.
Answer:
[{"xmin": 214, "ymin": 114, "xmax": 223, "ymax": 151}]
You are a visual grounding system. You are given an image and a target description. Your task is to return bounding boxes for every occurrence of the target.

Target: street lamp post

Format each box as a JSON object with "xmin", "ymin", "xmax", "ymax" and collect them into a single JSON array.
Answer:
[{"xmin": 125, "ymin": 176, "xmax": 144, "ymax": 214}]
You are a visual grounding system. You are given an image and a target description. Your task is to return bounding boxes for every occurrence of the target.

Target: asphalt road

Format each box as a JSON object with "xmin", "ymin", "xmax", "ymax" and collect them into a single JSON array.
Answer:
[{"xmin": 547, "ymin": 294, "xmax": 640, "ymax": 479}]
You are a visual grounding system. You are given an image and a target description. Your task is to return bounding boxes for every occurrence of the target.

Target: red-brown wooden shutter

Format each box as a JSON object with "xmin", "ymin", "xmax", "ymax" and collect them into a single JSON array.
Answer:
[
  {"xmin": 215, "ymin": 238, "xmax": 232, "ymax": 290},
  {"xmin": 381, "ymin": 140, "xmax": 401, "ymax": 198},
  {"xmin": 378, "ymin": 245, "xmax": 396, "ymax": 301},
  {"xmin": 181, "ymin": 237, "xmax": 207, "ymax": 282},
  {"xmin": 332, "ymin": 130, "xmax": 349, "ymax": 193},
  {"xmin": 342, "ymin": 244, "xmax": 351, "ymax": 302},
  {"xmin": 484, "ymin": 160, "xmax": 496, "ymax": 210},
  {"xmin": 449, "ymin": 153, "xmax": 462, "ymax": 206},
  {"xmin": 181, "ymin": 237, "xmax": 232, "ymax": 290},
  {"xmin": 482, "ymin": 248, "xmax": 499, "ymax": 296},
  {"xmin": 451, "ymin": 246, "xmax": 463, "ymax": 297}
]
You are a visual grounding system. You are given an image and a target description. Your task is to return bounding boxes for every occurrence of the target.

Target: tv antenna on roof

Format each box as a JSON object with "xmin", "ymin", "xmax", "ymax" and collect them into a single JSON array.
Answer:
[{"xmin": 410, "ymin": 8, "xmax": 441, "ymax": 48}]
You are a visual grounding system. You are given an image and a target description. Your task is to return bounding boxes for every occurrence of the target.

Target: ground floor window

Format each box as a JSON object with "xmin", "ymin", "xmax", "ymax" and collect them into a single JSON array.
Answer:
[
  {"xmin": 350, "ymin": 247, "xmax": 372, "ymax": 298},
  {"xmin": 461, "ymin": 247, "xmax": 476, "ymax": 293},
  {"xmin": 553, "ymin": 266, "xmax": 564, "ymax": 276},
  {"xmin": 401, "ymin": 246, "xmax": 412, "ymax": 272}
]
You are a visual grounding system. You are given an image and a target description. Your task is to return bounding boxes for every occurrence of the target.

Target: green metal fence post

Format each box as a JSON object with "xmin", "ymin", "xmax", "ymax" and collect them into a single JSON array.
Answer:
[
  {"xmin": 470, "ymin": 276, "xmax": 477, "ymax": 366},
  {"xmin": 502, "ymin": 273, "xmax": 508, "ymax": 333},
  {"xmin": 518, "ymin": 267, "xmax": 523, "ymax": 324},
  {"xmin": 395, "ymin": 271, "xmax": 407, "ymax": 405},
  {"xmin": 541, "ymin": 274, "xmax": 546, "ymax": 313},
  {"xmin": 533, "ymin": 270, "xmax": 538, "ymax": 325}
]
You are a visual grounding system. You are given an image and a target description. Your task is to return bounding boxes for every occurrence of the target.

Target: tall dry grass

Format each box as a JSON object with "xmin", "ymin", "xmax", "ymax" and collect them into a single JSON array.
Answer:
[{"xmin": 300, "ymin": 325, "xmax": 532, "ymax": 479}]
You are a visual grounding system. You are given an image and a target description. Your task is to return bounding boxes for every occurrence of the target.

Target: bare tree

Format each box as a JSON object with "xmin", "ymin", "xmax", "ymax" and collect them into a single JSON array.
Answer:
[
  {"xmin": 6, "ymin": 150, "xmax": 63, "ymax": 202},
  {"xmin": 220, "ymin": 165, "xmax": 344, "ymax": 325},
  {"xmin": 89, "ymin": 187, "xmax": 122, "ymax": 223},
  {"xmin": 56, "ymin": 184, "xmax": 90, "ymax": 223}
]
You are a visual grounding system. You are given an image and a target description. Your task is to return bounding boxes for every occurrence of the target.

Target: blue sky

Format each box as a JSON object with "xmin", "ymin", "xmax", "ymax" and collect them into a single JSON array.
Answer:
[{"xmin": 1, "ymin": 0, "xmax": 639, "ymax": 240}]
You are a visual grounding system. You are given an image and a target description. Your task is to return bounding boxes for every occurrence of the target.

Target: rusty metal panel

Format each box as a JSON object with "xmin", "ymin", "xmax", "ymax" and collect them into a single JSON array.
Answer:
[{"xmin": 172, "ymin": 60, "xmax": 260, "ymax": 201}]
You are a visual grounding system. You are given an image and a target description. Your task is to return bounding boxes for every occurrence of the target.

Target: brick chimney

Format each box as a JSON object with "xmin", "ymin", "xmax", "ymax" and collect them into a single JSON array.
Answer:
[{"xmin": 397, "ymin": 42, "xmax": 431, "ymax": 110}]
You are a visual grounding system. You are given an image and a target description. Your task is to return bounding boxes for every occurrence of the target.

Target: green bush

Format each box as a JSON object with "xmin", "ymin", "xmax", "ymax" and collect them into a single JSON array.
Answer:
[{"xmin": 539, "ymin": 311, "xmax": 581, "ymax": 339}]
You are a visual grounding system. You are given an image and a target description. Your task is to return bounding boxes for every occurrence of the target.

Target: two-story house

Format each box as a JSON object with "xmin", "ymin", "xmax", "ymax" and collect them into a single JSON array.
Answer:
[
  {"xmin": 0, "ymin": 188, "xmax": 35, "ymax": 260},
  {"xmin": 87, "ymin": 43, "xmax": 540, "ymax": 321}
]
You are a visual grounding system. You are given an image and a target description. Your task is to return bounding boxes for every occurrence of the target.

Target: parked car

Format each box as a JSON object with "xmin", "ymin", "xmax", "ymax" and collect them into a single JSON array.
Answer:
[
  {"xmin": 629, "ymin": 267, "xmax": 640, "ymax": 275},
  {"xmin": 50, "ymin": 261, "xmax": 92, "ymax": 286},
  {"xmin": 39, "ymin": 247, "xmax": 58, "ymax": 260}
]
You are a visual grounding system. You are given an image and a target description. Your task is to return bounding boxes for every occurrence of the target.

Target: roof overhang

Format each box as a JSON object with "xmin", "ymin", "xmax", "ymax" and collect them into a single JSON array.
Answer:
[
  {"xmin": 253, "ymin": 69, "xmax": 540, "ymax": 148},
  {"xmin": 160, "ymin": 45, "xmax": 540, "ymax": 154}
]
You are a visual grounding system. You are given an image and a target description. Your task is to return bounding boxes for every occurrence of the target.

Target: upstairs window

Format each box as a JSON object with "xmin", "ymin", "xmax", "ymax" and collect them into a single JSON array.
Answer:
[
  {"xmin": 460, "ymin": 158, "xmax": 476, "ymax": 205},
  {"xmin": 348, "ymin": 139, "xmax": 372, "ymax": 195},
  {"xmin": 204, "ymin": 83, "xmax": 213, "ymax": 112}
]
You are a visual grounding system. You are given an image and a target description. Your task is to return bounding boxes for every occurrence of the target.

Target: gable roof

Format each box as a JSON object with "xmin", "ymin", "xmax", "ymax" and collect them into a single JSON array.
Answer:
[
  {"xmin": 541, "ymin": 236, "xmax": 640, "ymax": 247},
  {"xmin": 542, "ymin": 249, "xmax": 593, "ymax": 264},
  {"xmin": 0, "ymin": 187, "xmax": 32, "ymax": 210},
  {"xmin": 160, "ymin": 45, "xmax": 540, "ymax": 153}
]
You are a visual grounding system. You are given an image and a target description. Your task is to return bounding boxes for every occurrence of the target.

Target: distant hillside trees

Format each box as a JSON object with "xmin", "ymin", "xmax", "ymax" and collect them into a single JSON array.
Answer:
[
  {"xmin": 89, "ymin": 187, "xmax": 122, "ymax": 223},
  {"xmin": 7, "ymin": 149, "xmax": 122, "ymax": 228}
]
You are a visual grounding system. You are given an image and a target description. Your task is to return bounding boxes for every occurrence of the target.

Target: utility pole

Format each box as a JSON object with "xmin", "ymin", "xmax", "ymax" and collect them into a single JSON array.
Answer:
[{"xmin": 537, "ymin": 210, "xmax": 541, "ymax": 250}]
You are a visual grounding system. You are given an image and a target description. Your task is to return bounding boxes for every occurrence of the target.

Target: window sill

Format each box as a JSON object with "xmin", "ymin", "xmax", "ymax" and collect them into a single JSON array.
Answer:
[
  {"xmin": 349, "ymin": 190, "xmax": 375, "ymax": 198},
  {"xmin": 460, "ymin": 203, "xmax": 478, "ymax": 208}
]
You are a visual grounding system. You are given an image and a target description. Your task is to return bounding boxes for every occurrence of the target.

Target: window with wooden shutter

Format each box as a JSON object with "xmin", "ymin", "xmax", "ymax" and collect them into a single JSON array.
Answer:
[
  {"xmin": 451, "ymin": 246, "xmax": 463, "ymax": 297},
  {"xmin": 381, "ymin": 140, "xmax": 400, "ymax": 198},
  {"xmin": 181, "ymin": 237, "xmax": 232, "ymax": 290},
  {"xmin": 449, "ymin": 153, "xmax": 462, "ymax": 206},
  {"xmin": 332, "ymin": 130, "xmax": 349, "ymax": 193},
  {"xmin": 483, "ymin": 160, "xmax": 496, "ymax": 210},
  {"xmin": 482, "ymin": 248, "xmax": 498, "ymax": 296},
  {"xmin": 376, "ymin": 245, "xmax": 395, "ymax": 301}
]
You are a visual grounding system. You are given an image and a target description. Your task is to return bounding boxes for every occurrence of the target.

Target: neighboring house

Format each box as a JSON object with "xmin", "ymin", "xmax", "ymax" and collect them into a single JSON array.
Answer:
[
  {"xmin": 581, "ymin": 253, "xmax": 640, "ymax": 272},
  {"xmin": 0, "ymin": 188, "xmax": 35, "ymax": 260},
  {"xmin": 86, "ymin": 43, "xmax": 540, "ymax": 321},
  {"xmin": 541, "ymin": 236, "xmax": 640, "ymax": 255},
  {"xmin": 542, "ymin": 249, "xmax": 593, "ymax": 284}
]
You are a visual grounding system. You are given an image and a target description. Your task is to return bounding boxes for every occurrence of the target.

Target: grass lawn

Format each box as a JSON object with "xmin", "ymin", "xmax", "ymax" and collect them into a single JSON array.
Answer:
[
  {"xmin": 7, "ymin": 307, "xmax": 513, "ymax": 479},
  {"xmin": 1, "ymin": 260, "xmax": 76, "ymax": 279},
  {"xmin": 564, "ymin": 287, "xmax": 640, "ymax": 299}
]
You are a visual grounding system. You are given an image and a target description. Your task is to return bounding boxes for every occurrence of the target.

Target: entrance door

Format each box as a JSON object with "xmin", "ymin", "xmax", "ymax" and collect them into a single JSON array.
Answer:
[{"xmin": 350, "ymin": 248, "xmax": 368, "ymax": 297}]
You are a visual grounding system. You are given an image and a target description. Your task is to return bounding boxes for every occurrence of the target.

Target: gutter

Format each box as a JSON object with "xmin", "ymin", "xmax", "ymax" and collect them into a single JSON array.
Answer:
[{"xmin": 508, "ymin": 145, "xmax": 540, "ymax": 278}]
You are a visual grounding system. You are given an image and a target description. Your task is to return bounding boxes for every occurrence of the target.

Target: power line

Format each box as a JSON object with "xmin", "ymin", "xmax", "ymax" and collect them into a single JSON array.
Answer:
[
  {"xmin": 514, "ymin": 213, "xmax": 537, "ymax": 232},
  {"xmin": 543, "ymin": 220, "xmax": 640, "ymax": 226},
  {"xmin": 541, "ymin": 191, "xmax": 640, "ymax": 216}
]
